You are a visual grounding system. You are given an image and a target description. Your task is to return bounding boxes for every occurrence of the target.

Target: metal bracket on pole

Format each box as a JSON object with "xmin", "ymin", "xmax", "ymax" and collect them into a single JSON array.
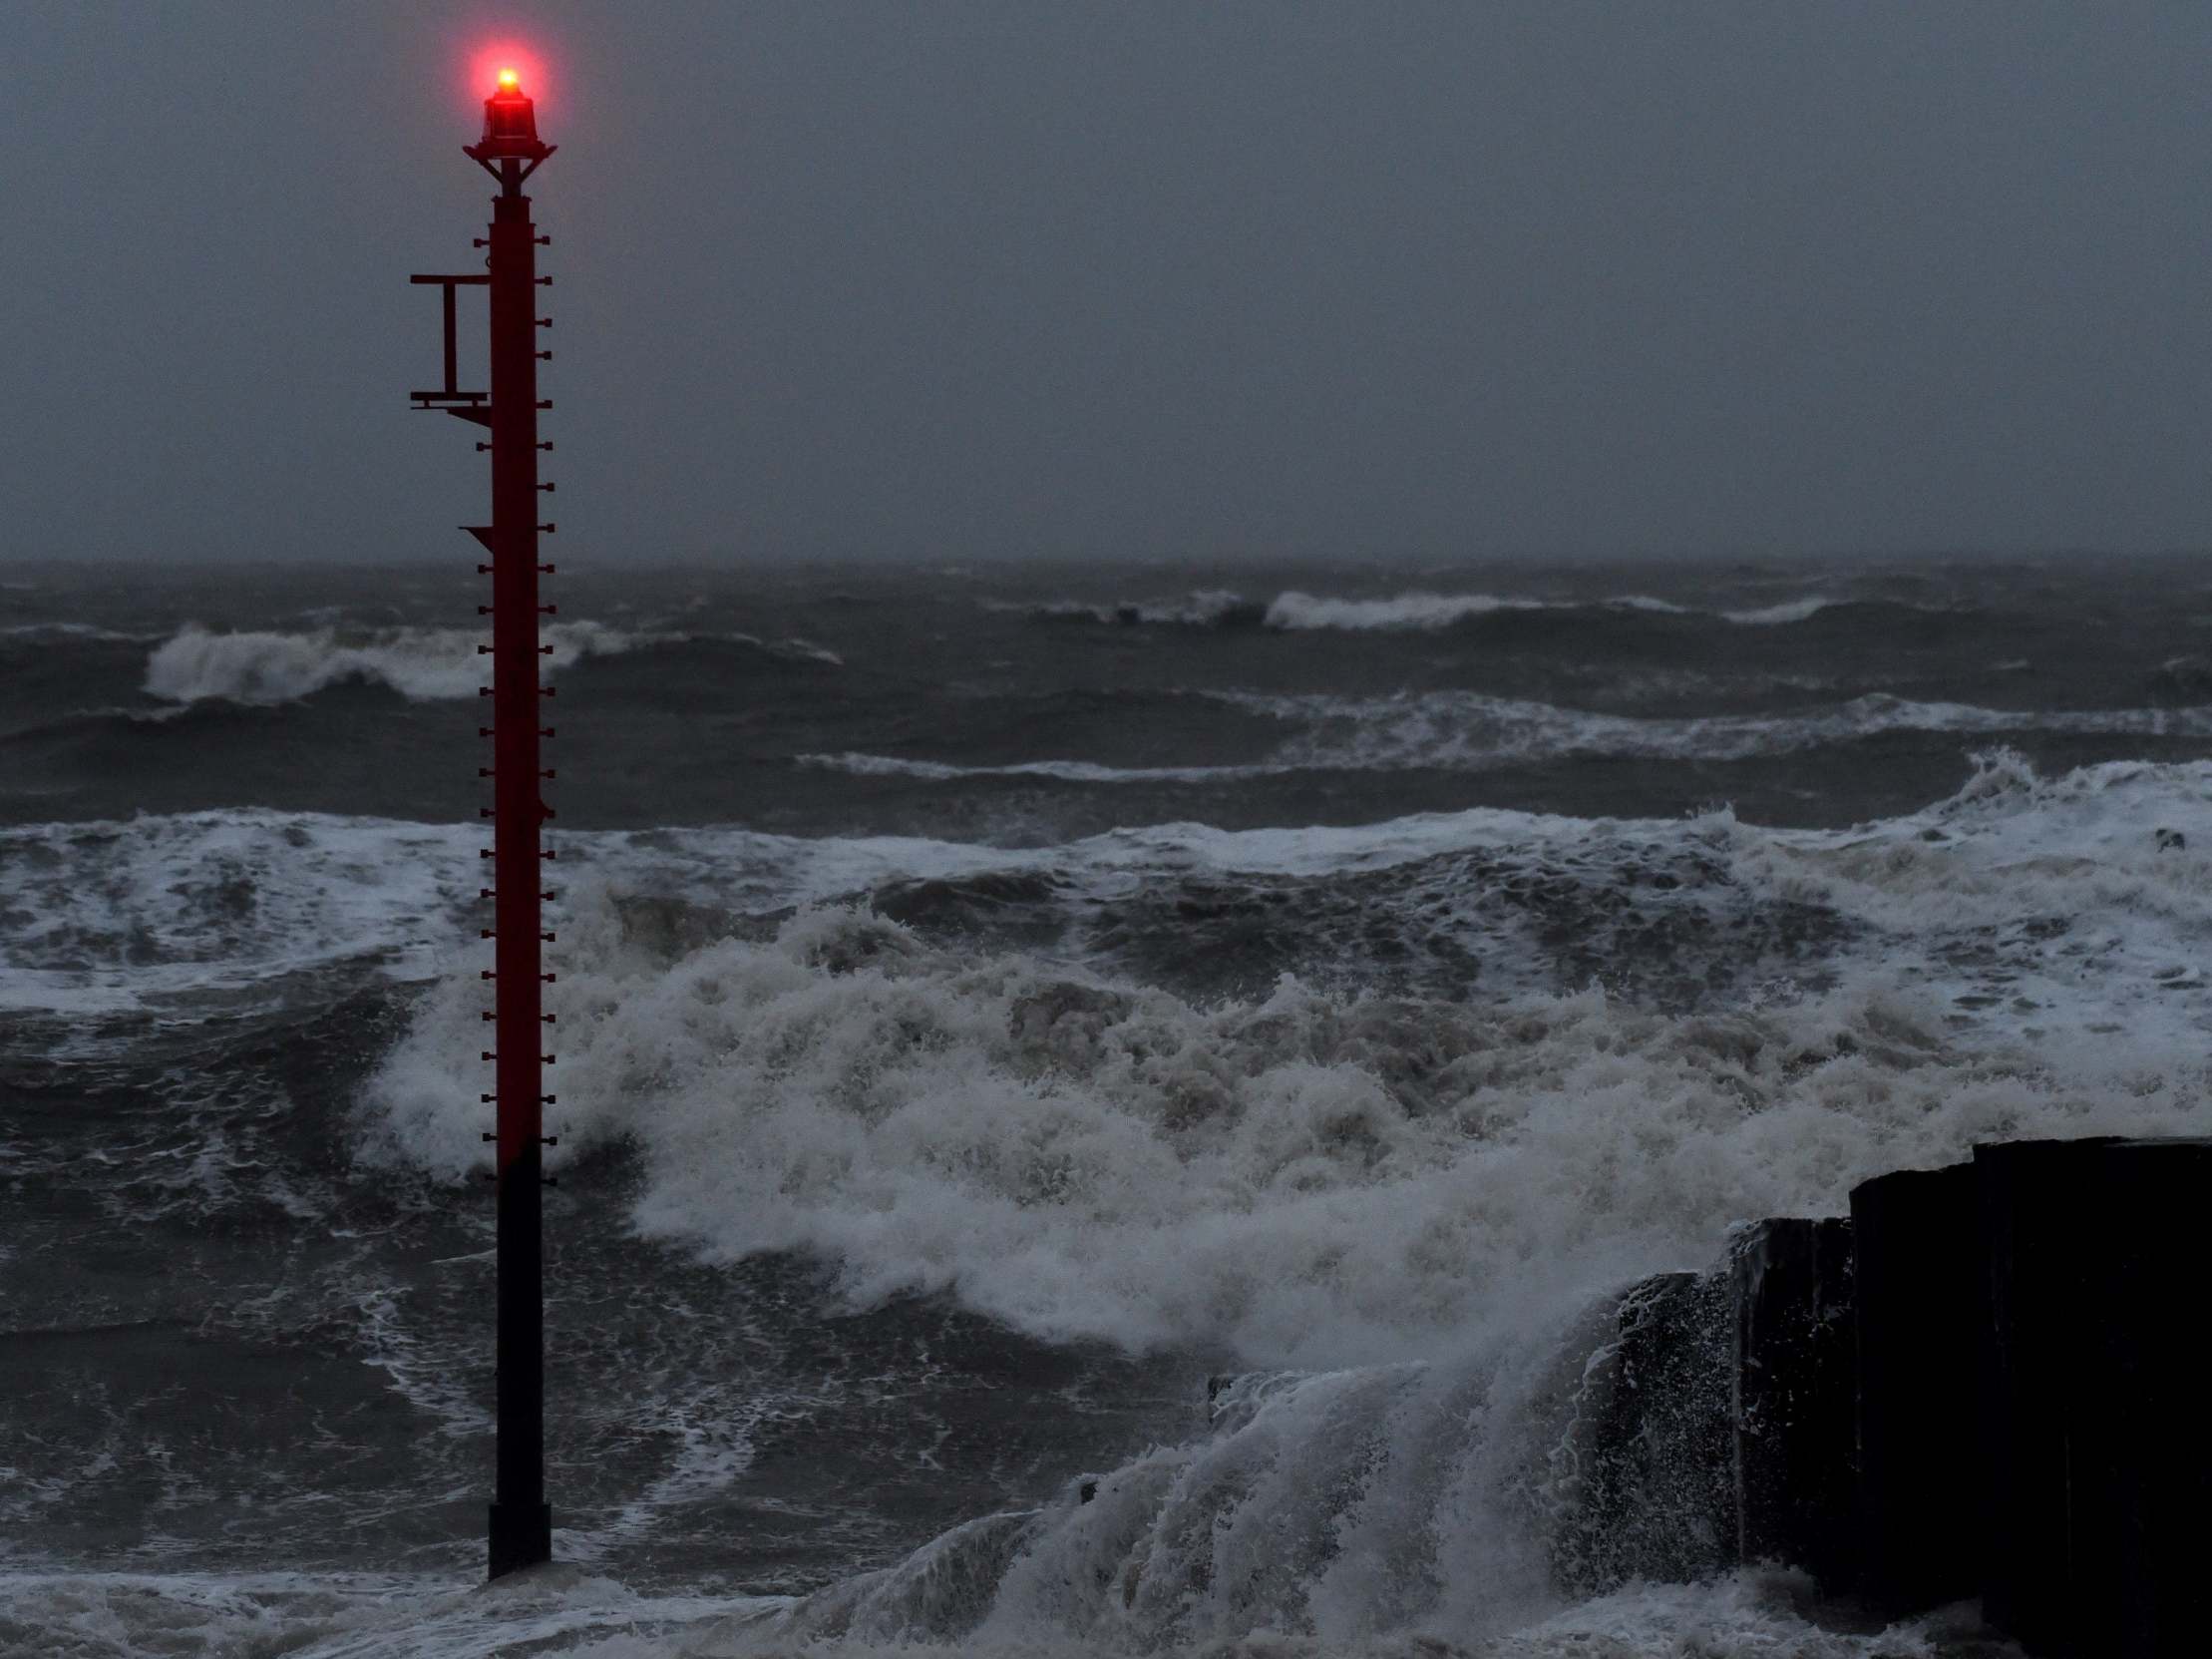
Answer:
[{"xmin": 407, "ymin": 274, "xmax": 491, "ymax": 412}]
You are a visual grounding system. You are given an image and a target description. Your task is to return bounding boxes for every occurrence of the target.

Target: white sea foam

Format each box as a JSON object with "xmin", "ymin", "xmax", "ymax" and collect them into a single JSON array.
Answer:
[
  {"xmin": 1261, "ymin": 590, "xmax": 1835, "ymax": 631},
  {"xmin": 142, "ymin": 621, "xmax": 663, "ymax": 704},
  {"xmin": 766, "ymin": 1352, "xmax": 2020, "ymax": 1652},
  {"xmin": 986, "ymin": 590, "xmax": 1259, "ymax": 627},
  {"xmin": 0, "ymin": 1559, "xmax": 1999, "ymax": 1656},
  {"xmin": 0, "ymin": 621, "xmax": 151, "ymax": 641},
  {"xmin": 799, "ymin": 752, "xmax": 1233, "ymax": 784},
  {"xmin": 1718, "ymin": 596, "xmax": 1844, "ymax": 624},
  {"xmin": 987, "ymin": 587, "xmax": 1897, "ymax": 633},
  {"xmin": 0, "ymin": 1567, "xmax": 773, "ymax": 1659},
  {"xmin": 20, "ymin": 751, "xmax": 2212, "ymax": 1037},
  {"xmin": 25, "ymin": 760, "xmax": 2200, "ymax": 1655},
  {"xmin": 368, "ymin": 911, "xmax": 2207, "ymax": 1368},
  {"xmin": 774, "ymin": 636, "xmax": 846, "ymax": 667},
  {"xmin": 991, "ymin": 590, "xmax": 1714, "ymax": 631},
  {"xmin": 355, "ymin": 746, "xmax": 2211, "ymax": 1653},
  {"xmin": 799, "ymin": 688, "xmax": 2212, "ymax": 783},
  {"xmin": 1247, "ymin": 687, "xmax": 2212, "ymax": 768},
  {"xmin": 1263, "ymin": 591, "xmax": 1554, "ymax": 630},
  {"xmin": 365, "ymin": 754, "xmax": 2212, "ymax": 1373},
  {"xmin": 0, "ymin": 811, "xmax": 482, "ymax": 1021}
]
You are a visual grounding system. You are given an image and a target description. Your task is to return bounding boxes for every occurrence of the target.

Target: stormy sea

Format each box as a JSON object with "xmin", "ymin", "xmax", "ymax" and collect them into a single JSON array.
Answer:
[{"xmin": 4, "ymin": 553, "xmax": 2209, "ymax": 1658}]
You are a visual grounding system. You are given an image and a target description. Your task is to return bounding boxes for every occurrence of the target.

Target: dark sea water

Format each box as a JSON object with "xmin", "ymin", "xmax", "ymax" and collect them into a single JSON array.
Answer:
[{"xmin": 3, "ymin": 555, "xmax": 2209, "ymax": 1656}]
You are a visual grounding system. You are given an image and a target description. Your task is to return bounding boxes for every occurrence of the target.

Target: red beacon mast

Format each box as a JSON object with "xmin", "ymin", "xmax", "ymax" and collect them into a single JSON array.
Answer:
[{"xmin": 410, "ymin": 68, "xmax": 558, "ymax": 1581}]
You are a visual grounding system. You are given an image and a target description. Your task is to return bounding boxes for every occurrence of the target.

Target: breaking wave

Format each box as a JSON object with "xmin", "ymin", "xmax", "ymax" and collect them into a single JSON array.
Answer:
[
  {"xmin": 800, "ymin": 689, "xmax": 2212, "ymax": 782},
  {"xmin": 992, "ymin": 589, "xmax": 1889, "ymax": 633},
  {"xmin": 364, "ymin": 751, "xmax": 2212, "ymax": 1367},
  {"xmin": 143, "ymin": 621, "xmax": 658, "ymax": 704},
  {"xmin": 991, "ymin": 591, "xmax": 1266, "ymax": 628},
  {"xmin": 138, "ymin": 623, "xmax": 843, "ymax": 706},
  {"xmin": 1265, "ymin": 591, "xmax": 1682, "ymax": 630},
  {"xmin": 0, "ymin": 622, "xmax": 154, "ymax": 642},
  {"xmin": 0, "ymin": 811, "xmax": 481, "ymax": 1018},
  {"xmin": 19, "ymin": 750, "xmax": 2212, "ymax": 1035},
  {"xmin": 13, "ymin": 754, "xmax": 2211, "ymax": 1653},
  {"xmin": 1716, "ymin": 596, "xmax": 1844, "ymax": 625},
  {"xmin": 354, "ymin": 753, "xmax": 2212, "ymax": 1651},
  {"xmin": 368, "ymin": 893, "xmax": 2203, "ymax": 1368}
]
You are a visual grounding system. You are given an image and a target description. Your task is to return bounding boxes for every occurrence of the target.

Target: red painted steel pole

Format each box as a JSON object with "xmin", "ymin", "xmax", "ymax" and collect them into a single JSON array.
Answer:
[
  {"xmin": 413, "ymin": 74, "xmax": 558, "ymax": 1581},
  {"xmin": 485, "ymin": 148, "xmax": 552, "ymax": 1582}
]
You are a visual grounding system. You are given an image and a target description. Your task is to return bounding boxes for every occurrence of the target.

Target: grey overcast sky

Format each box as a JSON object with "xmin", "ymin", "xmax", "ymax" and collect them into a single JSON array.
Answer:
[{"xmin": 4, "ymin": 2, "xmax": 2211, "ymax": 565}]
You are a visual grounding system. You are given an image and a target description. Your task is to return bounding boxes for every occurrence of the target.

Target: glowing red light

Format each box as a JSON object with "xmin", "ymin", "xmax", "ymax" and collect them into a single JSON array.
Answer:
[{"xmin": 467, "ymin": 46, "xmax": 552, "ymax": 115}]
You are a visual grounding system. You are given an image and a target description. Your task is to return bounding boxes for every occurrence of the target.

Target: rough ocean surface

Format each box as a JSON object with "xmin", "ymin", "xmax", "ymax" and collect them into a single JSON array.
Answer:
[{"xmin": 3, "ymin": 555, "xmax": 2209, "ymax": 1658}]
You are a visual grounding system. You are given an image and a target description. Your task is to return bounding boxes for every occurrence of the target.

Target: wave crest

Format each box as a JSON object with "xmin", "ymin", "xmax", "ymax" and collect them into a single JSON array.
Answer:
[
  {"xmin": 365, "ymin": 856, "xmax": 2208, "ymax": 1367},
  {"xmin": 142, "ymin": 621, "xmax": 654, "ymax": 705},
  {"xmin": 991, "ymin": 590, "xmax": 1265, "ymax": 627},
  {"xmin": 801, "ymin": 690, "xmax": 2212, "ymax": 784},
  {"xmin": 1265, "ymin": 590, "xmax": 1563, "ymax": 629}
]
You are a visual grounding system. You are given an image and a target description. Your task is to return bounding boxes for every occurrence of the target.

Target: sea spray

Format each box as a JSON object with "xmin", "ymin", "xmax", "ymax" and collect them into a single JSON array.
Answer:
[
  {"xmin": 365, "ymin": 885, "xmax": 2208, "ymax": 1371},
  {"xmin": 16, "ymin": 556, "xmax": 2212, "ymax": 1657},
  {"xmin": 347, "ymin": 759, "xmax": 2212, "ymax": 1641}
]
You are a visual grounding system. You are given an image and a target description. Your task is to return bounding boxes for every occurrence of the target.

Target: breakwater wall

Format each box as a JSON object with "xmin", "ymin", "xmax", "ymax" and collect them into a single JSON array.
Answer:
[{"xmin": 1573, "ymin": 1135, "xmax": 2206, "ymax": 1656}]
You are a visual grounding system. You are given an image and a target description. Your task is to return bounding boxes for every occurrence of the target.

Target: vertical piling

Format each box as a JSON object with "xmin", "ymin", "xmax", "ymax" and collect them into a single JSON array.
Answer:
[
  {"xmin": 1729, "ymin": 1217, "xmax": 1855, "ymax": 1587},
  {"xmin": 1848, "ymin": 1161, "xmax": 1984, "ymax": 1613},
  {"xmin": 1977, "ymin": 1137, "xmax": 2212, "ymax": 1657}
]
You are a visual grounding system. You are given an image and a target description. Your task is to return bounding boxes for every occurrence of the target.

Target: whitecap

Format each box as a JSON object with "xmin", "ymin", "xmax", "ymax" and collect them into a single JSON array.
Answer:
[{"xmin": 142, "ymin": 621, "xmax": 664, "ymax": 705}]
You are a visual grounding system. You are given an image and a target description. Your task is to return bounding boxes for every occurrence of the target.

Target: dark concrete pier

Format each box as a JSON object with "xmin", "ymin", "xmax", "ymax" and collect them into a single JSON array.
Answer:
[
  {"xmin": 1575, "ymin": 1135, "xmax": 2206, "ymax": 1657},
  {"xmin": 1976, "ymin": 1138, "xmax": 2210, "ymax": 1656}
]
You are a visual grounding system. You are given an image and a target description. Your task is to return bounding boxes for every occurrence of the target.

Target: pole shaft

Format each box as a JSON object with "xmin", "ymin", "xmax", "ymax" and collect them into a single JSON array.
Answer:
[{"xmin": 486, "ymin": 164, "xmax": 550, "ymax": 1580}]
